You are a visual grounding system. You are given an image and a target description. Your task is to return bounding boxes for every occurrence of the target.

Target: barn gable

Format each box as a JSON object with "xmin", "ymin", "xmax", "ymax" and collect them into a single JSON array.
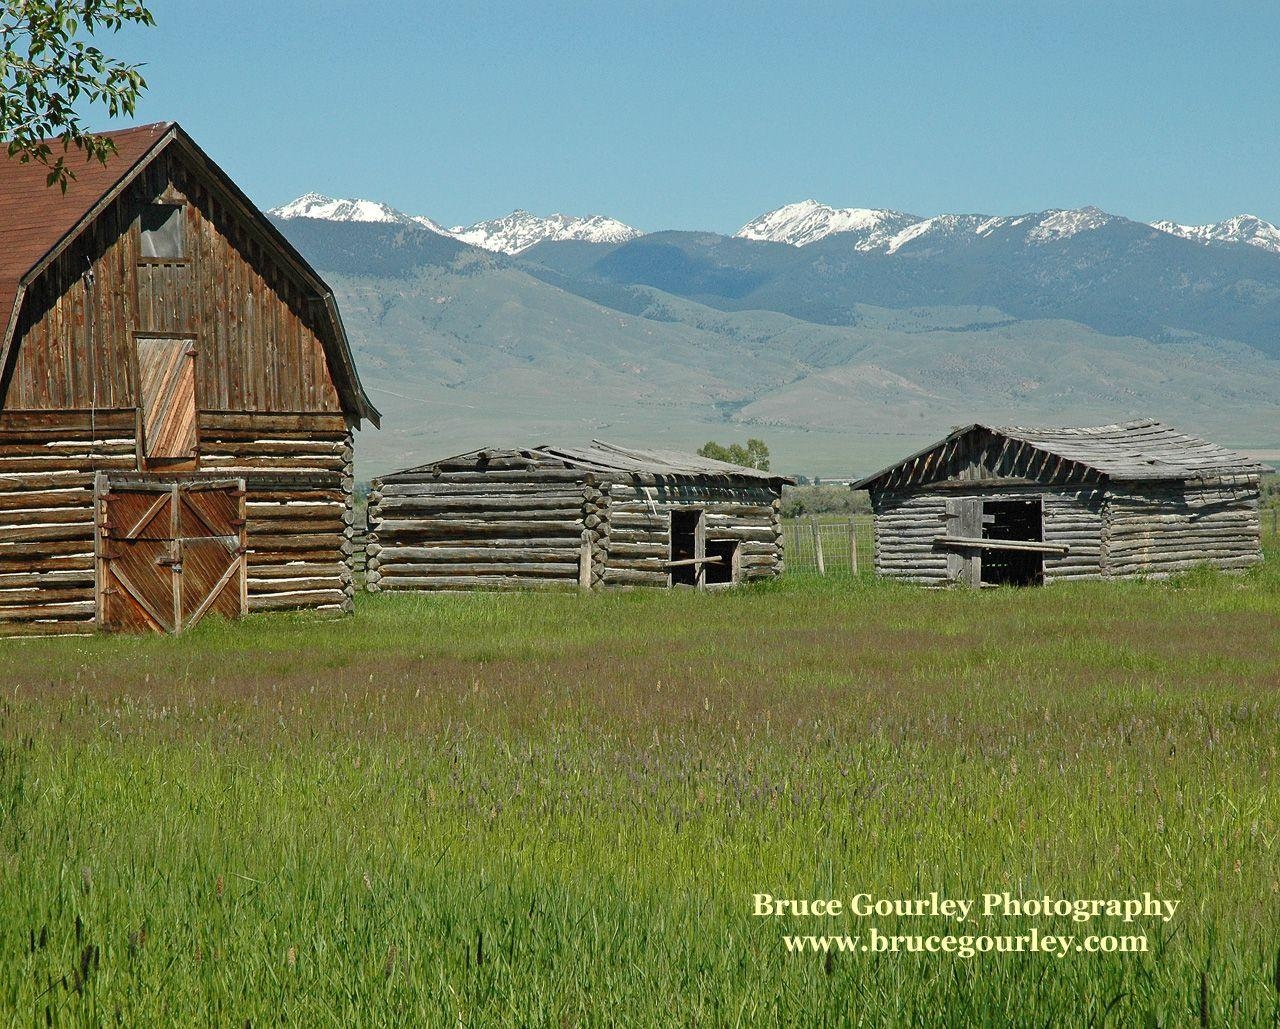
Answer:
[{"xmin": 0, "ymin": 122, "xmax": 377, "ymax": 426}]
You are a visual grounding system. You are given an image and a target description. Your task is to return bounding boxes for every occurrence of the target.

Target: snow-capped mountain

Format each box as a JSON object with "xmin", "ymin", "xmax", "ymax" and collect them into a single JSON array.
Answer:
[
  {"xmin": 268, "ymin": 195, "xmax": 643, "ymax": 255},
  {"xmin": 449, "ymin": 210, "xmax": 642, "ymax": 254},
  {"xmin": 736, "ymin": 200, "xmax": 921, "ymax": 250},
  {"xmin": 1150, "ymin": 214, "xmax": 1280, "ymax": 255},
  {"xmin": 736, "ymin": 201, "xmax": 1124, "ymax": 252},
  {"xmin": 268, "ymin": 192, "xmax": 451, "ymax": 234}
]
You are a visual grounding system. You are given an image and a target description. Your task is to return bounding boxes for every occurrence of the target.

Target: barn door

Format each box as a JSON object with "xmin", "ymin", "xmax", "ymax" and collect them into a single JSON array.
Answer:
[
  {"xmin": 944, "ymin": 497, "xmax": 982, "ymax": 586},
  {"xmin": 136, "ymin": 336, "xmax": 198, "ymax": 467},
  {"xmin": 97, "ymin": 478, "xmax": 246, "ymax": 634}
]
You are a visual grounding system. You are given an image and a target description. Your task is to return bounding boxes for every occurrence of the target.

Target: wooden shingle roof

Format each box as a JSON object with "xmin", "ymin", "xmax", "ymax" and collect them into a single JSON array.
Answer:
[
  {"xmin": 391, "ymin": 440, "xmax": 792, "ymax": 483},
  {"xmin": 852, "ymin": 419, "xmax": 1267, "ymax": 491}
]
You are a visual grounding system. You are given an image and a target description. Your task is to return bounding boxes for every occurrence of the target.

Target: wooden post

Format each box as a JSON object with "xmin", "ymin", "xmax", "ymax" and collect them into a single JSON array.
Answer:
[
  {"xmin": 849, "ymin": 518, "xmax": 858, "ymax": 576},
  {"xmin": 579, "ymin": 536, "xmax": 591, "ymax": 591},
  {"xmin": 810, "ymin": 516, "xmax": 825, "ymax": 576}
]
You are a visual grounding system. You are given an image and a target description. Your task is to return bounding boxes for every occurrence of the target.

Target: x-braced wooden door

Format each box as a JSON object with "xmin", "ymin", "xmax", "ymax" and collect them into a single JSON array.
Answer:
[{"xmin": 96, "ymin": 477, "xmax": 247, "ymax": 634}]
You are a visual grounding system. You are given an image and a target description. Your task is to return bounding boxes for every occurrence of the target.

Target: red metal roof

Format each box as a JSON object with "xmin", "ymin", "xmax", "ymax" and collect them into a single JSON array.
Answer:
[{"xmin": 0, "ymin": 122, "xmax": 172, "ymax": 339}]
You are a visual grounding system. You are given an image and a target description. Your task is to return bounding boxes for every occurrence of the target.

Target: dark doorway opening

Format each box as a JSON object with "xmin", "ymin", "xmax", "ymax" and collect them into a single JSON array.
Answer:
[
  {"xmin": 980, "ymin": 499, "xmax": 1044, "ymax": 587},
  {"xmin": 704, "ymin": 539, "xmax": 739, "ymax": 585},
  {"xmin": 670, "ymin": 509, "xmax": 703, "ymax": 586}
]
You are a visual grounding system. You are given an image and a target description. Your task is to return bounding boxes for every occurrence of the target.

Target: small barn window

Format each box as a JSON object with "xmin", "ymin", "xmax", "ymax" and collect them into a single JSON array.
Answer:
[{"xmin": 139, "ymin": 203, "xmax": 185, "ymax": 260}]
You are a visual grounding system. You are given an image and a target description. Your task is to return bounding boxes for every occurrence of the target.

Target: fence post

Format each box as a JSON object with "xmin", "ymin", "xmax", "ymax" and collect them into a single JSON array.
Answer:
[
  {"xmin": 849, "ymin": 519, "xmax": 858, "ymax": 576},
  {"xmin": 810, "ymin": 515, "xmax": 825, "ymax": 576},
  {"xmin": 1273, "ymin": 507, "xmax": 1277, "ymax": 537}
]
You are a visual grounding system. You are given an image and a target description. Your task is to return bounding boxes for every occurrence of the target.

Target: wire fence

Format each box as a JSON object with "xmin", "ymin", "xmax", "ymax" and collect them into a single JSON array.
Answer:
[{"xmin": 782, "ymin": 516, "xmax": 876, "ymax": 577}]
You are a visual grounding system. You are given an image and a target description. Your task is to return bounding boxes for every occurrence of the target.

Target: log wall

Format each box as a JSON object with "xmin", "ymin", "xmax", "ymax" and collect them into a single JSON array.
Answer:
[
  {"xmin": 1103, "ymin": 482, "xmax": 1262, "ymax": 578},
  {"xmin": 0, "ymin": 409, "xmax": 354, "ymax": 635},
  {"xmin": 0, "ymin": 146, "xmax": 360, "ymax": 635},
  {"xmin": 871, "ymin": 479, "xmax": 1261, "ymax": 585},
  {"xmin": 599, "ymin": 481, "xmax": 783, "ymax": 588},
  {"xmin": 366, "ymin": 473, "xmax": 785, "ymax": 592},
  {"xmin": 871, "ymin": 484, "xmax": 1106, "ymax": 585},
  {"xmin": 198, "ymin": 411, "xmax": 354, "ymax": 615},
  {"xmin": 0, "ymin": 410, "xmax": 133, "ymax": 635}
]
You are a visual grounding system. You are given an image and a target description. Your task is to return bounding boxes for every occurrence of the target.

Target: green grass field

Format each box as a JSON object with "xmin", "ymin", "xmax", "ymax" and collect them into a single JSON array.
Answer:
[{"xmin": 1, "ymin": 554, "xmax": 1278, "ymax": 1025}]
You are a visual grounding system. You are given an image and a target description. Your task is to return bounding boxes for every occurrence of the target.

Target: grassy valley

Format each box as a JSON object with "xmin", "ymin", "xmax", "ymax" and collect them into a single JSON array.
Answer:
[{"xmin": 1, "ymin": 560, "xmax": 1277, "ymax": 1023}]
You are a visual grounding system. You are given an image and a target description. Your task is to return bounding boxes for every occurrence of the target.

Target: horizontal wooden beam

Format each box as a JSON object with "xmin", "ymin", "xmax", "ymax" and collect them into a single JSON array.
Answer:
[{"xmin": 932, "ymin": 535, "xmax": 1071, "ymax": 555}]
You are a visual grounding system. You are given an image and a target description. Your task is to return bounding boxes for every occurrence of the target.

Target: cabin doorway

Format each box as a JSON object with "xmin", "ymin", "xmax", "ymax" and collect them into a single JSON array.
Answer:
[
  {"xmin": 96, "ymin": 477, "xmax": 247, "ymax": 633},
  {"xmin": 669, "ymin": 509, "xmax": 704, "ymax": 586},
  {"xmin": 980, "ymin": 498, "xmax": 1044, "ymax": 587}
]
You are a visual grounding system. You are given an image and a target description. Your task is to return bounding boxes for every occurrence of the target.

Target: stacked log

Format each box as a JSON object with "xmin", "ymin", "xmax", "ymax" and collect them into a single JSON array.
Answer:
[
  {"xmin": 366, "ymin": 468, "xmax": 586, "ymax": 591},
  {"xmin": 198, "ymin": 412, "xmax": 353, "ymax": 615},
  {"xmin": 367, "ymin": 462, "xmax": 786, "ymax": 593},
  {"xmin": 0, "ymin": 410, "xmax": 136, "ymax": 636},
  {"xmin": 869, "ymin": 477, "xmax": 1262, "ymax": 585},
  {"xmin": 871, "ymin": 492, "xmax": 952, "ymax": 585},
  {"xmin": 1039, "ymin": 488, "xmax": 1105, "ymax": 582},
  {"xmin": 1104, "ymin": 483, "xmax": 1262, "ymax": 578},
  {"xmin": 771, "ymin": 496, "xmax": 784, "ymax": 574},
  {"xmin": 603, "ymin": 482, "xmax": 783, "ymax": 588},
  {"xmin": 583, "ymin": 480, "xmax": 610, "ymax": 591}
]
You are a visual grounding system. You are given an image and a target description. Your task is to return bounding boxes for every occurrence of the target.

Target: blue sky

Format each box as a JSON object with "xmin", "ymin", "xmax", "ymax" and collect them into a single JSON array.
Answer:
[{"xmin": 107, "ymin": 1, "xmax": 1280, "ymax": 232}]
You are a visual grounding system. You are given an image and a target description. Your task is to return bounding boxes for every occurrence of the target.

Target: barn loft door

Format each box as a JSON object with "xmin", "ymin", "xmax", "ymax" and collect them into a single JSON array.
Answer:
[
  {"xmin": 136, "ymin": 336, "xmax": 198, "ymax": 467},
  {"xmin": 96, "ymin": 478, "xmax": 246, "ymax": 634}
]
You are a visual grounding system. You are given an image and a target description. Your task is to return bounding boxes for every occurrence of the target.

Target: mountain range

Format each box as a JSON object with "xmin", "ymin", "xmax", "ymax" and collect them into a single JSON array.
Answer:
[
  {"xmin": 270, "ymin": 193, "xmax": 641, "ymax": 254},
  {"xmin": 266, "ymin": 196, "xmax": 1280, "ymax": 478}
]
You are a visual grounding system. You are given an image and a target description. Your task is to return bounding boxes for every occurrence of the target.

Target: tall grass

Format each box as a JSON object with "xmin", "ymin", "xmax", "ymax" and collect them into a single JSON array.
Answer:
[{"xmin": 0, "ymin": 553, "xmax": 1277, "ymax": 1024}]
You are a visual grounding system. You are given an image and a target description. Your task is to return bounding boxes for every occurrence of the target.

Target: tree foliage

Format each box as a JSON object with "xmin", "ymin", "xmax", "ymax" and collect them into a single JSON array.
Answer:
[
  {"xmin": 697, "ymin": 438, "xmax": 770, "ymax": 471},
  {"xmin": 0, "ymin": 0, "xmax": 154, "ymax": 191}
]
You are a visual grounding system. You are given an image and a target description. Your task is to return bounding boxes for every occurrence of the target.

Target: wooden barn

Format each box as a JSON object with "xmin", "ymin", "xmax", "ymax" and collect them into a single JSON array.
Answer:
[
  {"xmin": 0, "ymin": 122, "xmax": 379, "ymax": 636},
  {"xmin": 852, "ymin": 420, "xmax": 1265, "ymax": 586},
  {"xmin": 366, "ymin": 442, "xmax": 791, "ymax": 591}
]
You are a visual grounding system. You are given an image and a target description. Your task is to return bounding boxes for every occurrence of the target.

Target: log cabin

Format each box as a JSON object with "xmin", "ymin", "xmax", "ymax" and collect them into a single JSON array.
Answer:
[
  {"xmin": 852, "ymin": 420, "xmax": 1265, "ymax": 586},
  {"xmin": 0, "ymin": 122, "xmax": 379, "ymax": 635},
  {"xmin": 366, "ymin": 442, "xmax": 791, "ymax": 591}
]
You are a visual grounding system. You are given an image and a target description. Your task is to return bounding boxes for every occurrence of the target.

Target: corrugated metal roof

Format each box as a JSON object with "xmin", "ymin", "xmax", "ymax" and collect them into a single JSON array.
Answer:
[
  {"xmin": 395, "ymin": 440, "xmax": 791, "ymax": 482},
  {"xmin": 852, "ymin": 418, "xmax": 1267, "ymax": 490}
]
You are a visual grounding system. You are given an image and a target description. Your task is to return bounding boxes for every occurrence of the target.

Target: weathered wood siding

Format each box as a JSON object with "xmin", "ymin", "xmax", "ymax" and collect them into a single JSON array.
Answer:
[
  {"xmin": 5, "ymin": 151, "xmax": 341, "ymax": 414},
  {"xmin": 198, "ymin": 412, "xmax": 354, "ymax": 614},
  {"xmin": 1103, "ymin": 483, "xmax": 1262, "ymax": 578},
  {"xmin": 871, "ymin": 491, "xmax": 950, "ymax": 585},
  {"xmin": 366, "ymin": 472, "xmax": 785, "ymax": 591},
  {"xmin": 0, "ymin": 149, "xmax": 357, "ymax": 634},
  {"xmin": 0, "ymin": 409, "xmax": 135, "ymax": 635},
  {"xmin": 872, "ymin": 479, "xmax": 1262, "ymax": 585},
  {"xmin": 871, "ymin": 484, "xmax": 1106, "ymax": 585},
  {"xmin": 366, "ymin": 469, "xmax": 588, "ymax": 592},
  {"xmin": 599, "ymin": 481, "xmax": 783, "ymax": 588}
]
